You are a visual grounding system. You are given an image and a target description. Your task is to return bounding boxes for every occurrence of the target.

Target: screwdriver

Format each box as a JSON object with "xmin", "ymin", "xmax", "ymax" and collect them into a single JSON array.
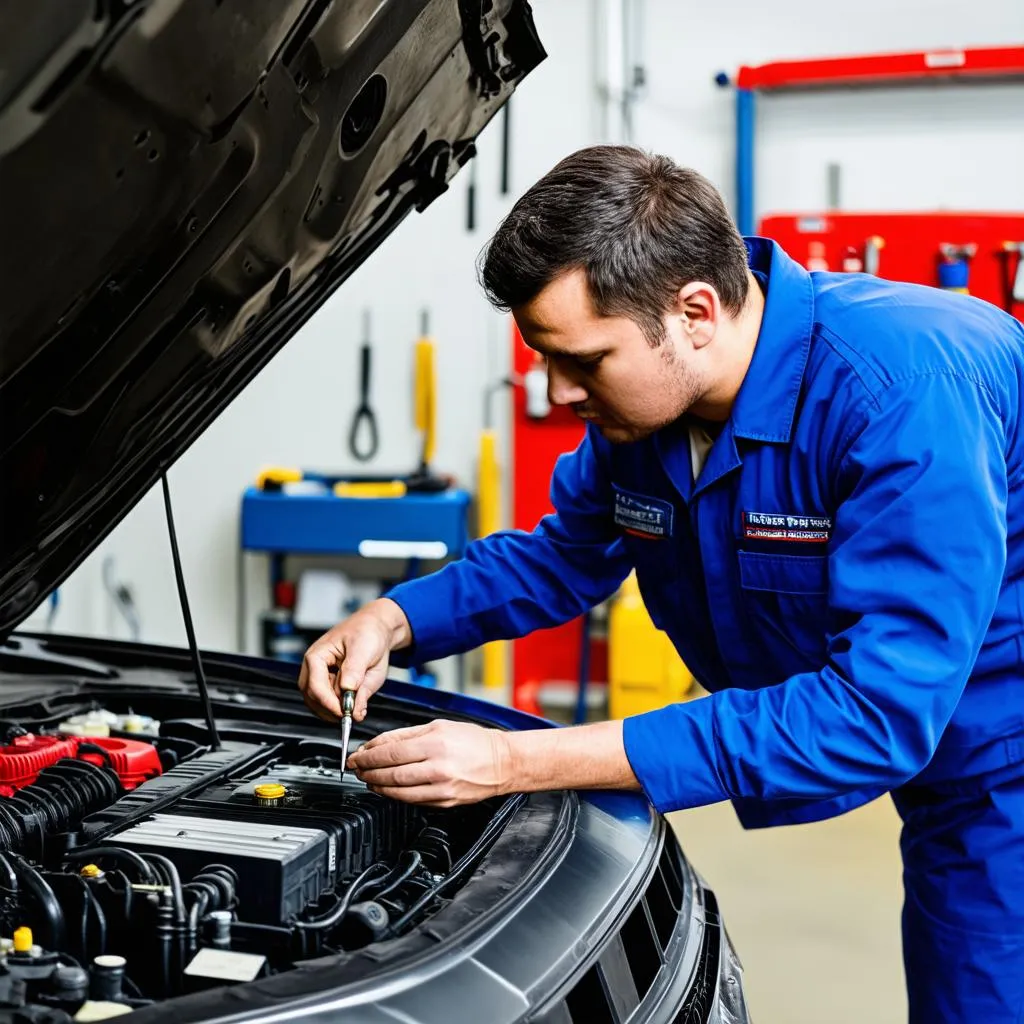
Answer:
[{"xmin": 340, "ymin": 689, "xmax": 355, "ymax": 784}]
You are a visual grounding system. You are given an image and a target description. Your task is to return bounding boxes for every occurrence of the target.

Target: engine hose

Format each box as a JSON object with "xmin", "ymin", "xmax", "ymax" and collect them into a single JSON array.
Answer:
[
  {"xmin": 76, "ymin": 742, "xmax": 114, "ymax": 770},
  {"xmin": 144, "ymin": 855, "xmax": 185, "ymax": 924},
  {"xmin": 0, "ymin": 851, "xmax": 20, "ymax": 892},
  {"xmin": 10, "ymin": 854, "xmax": 66, "ymax": 950},
  {"xmin": 373, "ymin": 850, "xmax": 423, "ymax": 900},
  {"xmin": 199, "ymin": 863, "xmax": 239, "ymax": 889},
  {"xmin": 146, "ymin": 853, "xmax": 188, "ymax": 984},
  {"xmin": 1, "ymin": 760, "xmax": 121, "ymax": 858},
  {"xmin": 64, "ymin": 847, "xmax": 157, "ymax": 884},
  {"xmin": 81, "ymin": 878, "xmax": 108, "ymax": 956},
  {"xmin": 293, "ymin": 862, "xmax": 391, "ymax": 932},
  {"xmin": 184, "ymin": 888, "xmax": 211, "ymax": 956},
  {"xmin": 383, "ymin": 793, "xmax": 526, "ymax": 939},
  {"xmin": 191, "ymin": 871, "xmax": 235, "ymax": 909}
]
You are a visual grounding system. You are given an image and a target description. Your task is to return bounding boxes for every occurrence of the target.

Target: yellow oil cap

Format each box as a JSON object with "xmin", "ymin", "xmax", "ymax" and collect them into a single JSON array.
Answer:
[
  {"xmin": 254, "ymin": 783, "xmax": 286, "ymax": 805},
  {"xmin": 80, "ymin": 864, "xmax": 102, "ymax": 879},
  {"xmin": 13, "ymin": 927, "xmax": 33, "ymax": 953}
]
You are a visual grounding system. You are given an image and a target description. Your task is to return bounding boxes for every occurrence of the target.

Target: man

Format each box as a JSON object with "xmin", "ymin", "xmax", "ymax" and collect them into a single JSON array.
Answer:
[{"xmin": 299, "ymin": 146, "xmax": 1024, "ymax": 1021}]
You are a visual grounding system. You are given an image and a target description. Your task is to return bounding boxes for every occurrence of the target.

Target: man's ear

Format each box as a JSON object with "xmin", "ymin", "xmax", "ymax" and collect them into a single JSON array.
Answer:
[{"xmin": 674, "ymin": 281, "xmax": 721, "ymax": 351}]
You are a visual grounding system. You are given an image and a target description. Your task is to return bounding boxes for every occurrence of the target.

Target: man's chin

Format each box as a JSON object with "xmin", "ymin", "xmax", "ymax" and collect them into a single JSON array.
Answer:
[{"xmin": 593, "ymin": 421, "xmax": 650, "ymax": 445}]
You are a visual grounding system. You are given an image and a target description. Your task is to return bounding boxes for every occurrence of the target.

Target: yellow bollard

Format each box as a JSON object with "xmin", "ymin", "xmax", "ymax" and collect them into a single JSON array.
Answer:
[{"xmin": 608, "ymin": 572, "xmax": 695, "ymax": 719}]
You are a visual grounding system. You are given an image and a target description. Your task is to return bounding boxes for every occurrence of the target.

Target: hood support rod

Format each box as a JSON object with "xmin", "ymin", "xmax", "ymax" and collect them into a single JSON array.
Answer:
[{"xmin": 161, "ymin": 472, "xmax": 221, "ymax": 750}]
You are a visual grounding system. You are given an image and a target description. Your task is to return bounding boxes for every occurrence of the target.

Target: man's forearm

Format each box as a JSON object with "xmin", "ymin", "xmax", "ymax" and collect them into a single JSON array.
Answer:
[
  {"xmin": 374, "ymin": 598, "xmax": 412, "ymax": 650},
  {"xmin": 501, "ymin": 720, "xmax": 643, "ymax": 794}
]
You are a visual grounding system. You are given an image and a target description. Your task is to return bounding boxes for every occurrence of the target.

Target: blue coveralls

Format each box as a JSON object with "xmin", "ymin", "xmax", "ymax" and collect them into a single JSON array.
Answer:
[{"xmin": 388, "ymin": 238, "xmax": 1024, "ymax": 1021}]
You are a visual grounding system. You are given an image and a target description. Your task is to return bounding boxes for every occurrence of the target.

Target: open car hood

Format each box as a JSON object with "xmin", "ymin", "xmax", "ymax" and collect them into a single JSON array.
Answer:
[{"xmin": 0, "ymin": 0, "xmax": 544, "ymax": 637}]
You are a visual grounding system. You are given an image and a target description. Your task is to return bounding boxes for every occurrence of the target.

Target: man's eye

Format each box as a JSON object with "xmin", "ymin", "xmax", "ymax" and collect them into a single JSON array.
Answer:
[{"xmin": 577, "ymin": 355, "xmax": 605, "ymax": 370}]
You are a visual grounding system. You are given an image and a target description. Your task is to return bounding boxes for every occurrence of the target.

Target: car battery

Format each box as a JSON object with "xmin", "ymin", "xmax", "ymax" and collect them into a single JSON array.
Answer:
[
  {"xmin": 181, "ymin": 764, "xmax": 425, "ymax": 888},
  {"xmin": 112, "ymin": 813, "xmax": 330, "ymax": 925}
]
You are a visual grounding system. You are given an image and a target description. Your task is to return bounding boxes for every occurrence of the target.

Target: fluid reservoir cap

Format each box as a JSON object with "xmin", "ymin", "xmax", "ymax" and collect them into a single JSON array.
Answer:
[
  {"xmin": 254, "ymin": 782, "xmax": 286, "ymax": 805},
  {"xmin": 12, "ymin": 927, "xmax": 32, "ymax": 953},
  {"xmin": 80, "ymin": 864, "xmax": 103, "ymax": 879},
  {"xmin": 93, "ymin": 955, "xmax": 126, "ymax": 970}
]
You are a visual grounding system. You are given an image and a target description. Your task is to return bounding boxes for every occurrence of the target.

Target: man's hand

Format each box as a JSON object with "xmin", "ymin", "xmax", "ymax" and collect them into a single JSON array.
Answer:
[
  {"xmin": 348, "ymin": 720, "xmax": 512, "ymax": 807},
  {"xmin": 298, "ymin": 598, "xmax": 411, "ymax": 724},
  {"xmin": 349, "ymin": 718, "xmax": 642, "ymax": 808}
]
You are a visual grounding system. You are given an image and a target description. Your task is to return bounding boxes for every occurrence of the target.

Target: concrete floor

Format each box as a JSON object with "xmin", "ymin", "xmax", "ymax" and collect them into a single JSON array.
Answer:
[{"xmin": 669, "ymin": 797, "xmax": 907, "ymax": 1024}]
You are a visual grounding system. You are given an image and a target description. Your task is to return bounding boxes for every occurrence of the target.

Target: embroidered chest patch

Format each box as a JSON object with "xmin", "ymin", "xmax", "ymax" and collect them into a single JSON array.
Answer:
[
  {"xmin": 743, "ymin": 510, "xmax": 832, "ymax": 544},
  {"xmin": 613, "ymin": 488, "xmax": 674, "ymax": 540}
]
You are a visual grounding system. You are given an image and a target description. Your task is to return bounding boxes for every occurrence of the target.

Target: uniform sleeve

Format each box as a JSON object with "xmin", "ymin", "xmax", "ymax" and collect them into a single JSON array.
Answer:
[
  {"xmin": 623, "ymin": 373, "xmax": 1008, "ymax": 812},
  {"xmin": 385, "ymin": 428, "xmax": 632, "ymax": 664}
]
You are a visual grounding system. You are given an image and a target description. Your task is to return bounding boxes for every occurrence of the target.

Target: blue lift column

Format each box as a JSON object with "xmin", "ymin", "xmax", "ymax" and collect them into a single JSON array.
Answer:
[{"xmin": 735, "ymin": 87, "xmax": 756, "ymax": 236}]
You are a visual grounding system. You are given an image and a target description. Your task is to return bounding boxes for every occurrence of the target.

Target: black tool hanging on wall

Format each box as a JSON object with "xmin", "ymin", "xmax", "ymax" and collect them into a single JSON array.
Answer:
[{"xmin": 348, "ymin": 310, "xmax": 379, "ymax": 462}]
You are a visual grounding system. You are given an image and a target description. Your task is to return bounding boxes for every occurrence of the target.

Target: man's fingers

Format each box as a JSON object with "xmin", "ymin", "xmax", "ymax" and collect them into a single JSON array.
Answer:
[
  {"xmin": 336, "ymin": 632, "xmax": 377, "ymax": 692},
  {"xmin": 353, "ymin": 661, "xmax": 389, "ymax": 722},
  {"xmin": 357, "ymin": 722, "xmax": 439, "ymax": 751},
  {"xmin": 357, "ymin": 762, "xmax": 441, "ymax": 788},
  {"xmin": 349, "ymin": 735, "xmax": 431, "ymax": 771},
  {"xmin": 365, "ymin": 783, "xmax": 457, "ymax": 807},
  {"xmin": 302, "ymin": 648, "xmax": 343, "ymax": 719}
]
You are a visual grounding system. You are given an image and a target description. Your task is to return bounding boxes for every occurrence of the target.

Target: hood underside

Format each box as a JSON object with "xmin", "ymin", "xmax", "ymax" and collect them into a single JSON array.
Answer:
[{"xmin": 0, "ymin": 0, "xmax": 544, "ymax": 635}]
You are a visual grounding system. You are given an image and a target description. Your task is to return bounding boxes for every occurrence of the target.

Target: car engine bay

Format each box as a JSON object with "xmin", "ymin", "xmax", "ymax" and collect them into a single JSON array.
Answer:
[{"xmin": 0, "ymin": 703, "xmax": 518, "ymax": 1022}]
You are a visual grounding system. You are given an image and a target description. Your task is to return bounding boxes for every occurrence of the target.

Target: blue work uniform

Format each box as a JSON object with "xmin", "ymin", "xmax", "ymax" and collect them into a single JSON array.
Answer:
[{"xmin": 387, "ymin": 238, "xmax": 1024, "ymax": 1022}]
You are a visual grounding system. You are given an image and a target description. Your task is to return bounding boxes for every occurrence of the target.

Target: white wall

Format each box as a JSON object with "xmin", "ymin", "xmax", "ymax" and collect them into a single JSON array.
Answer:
[{"xmin": 23, "ymin": 1, "xmax": 1024, "ymax": 667}]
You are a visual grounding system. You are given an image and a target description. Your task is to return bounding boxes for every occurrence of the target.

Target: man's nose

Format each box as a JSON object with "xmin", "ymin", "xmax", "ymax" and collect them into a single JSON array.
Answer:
[{"xmin": 548, "ymin": 365, "xmax": 587, "ymax": 406}]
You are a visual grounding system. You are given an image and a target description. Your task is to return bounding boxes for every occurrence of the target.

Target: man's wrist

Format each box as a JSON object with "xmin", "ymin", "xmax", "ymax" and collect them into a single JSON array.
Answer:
[
  {"xmin": 499, "ymin": 721, "xmax": 640, "ymax": 796},
  {"xmin": 373, "ymin": 598, "xmax": 412, "ymax": 650}
]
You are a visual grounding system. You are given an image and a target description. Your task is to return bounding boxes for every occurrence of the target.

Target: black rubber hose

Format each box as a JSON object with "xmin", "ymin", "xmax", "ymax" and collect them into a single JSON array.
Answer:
[
  {"xmin": 383, "ymin": 794, "xmax": 526, "ymax": 939},
  {"xmin": 293, "ymin": 862, "xmax": 390, "ymax": 932},
  {"xmin": 146, "ymin": 854, "xmax": 186, "ymax": 987},
  {"xmin": 81, "ymin": 879, "xmax": 108, "ymax": 956},
  {"xmin": 76, "ymin": 742, "xmax": 114, "ymax": 770},
  {"xmin": 198, "ymin": 863, "xmax": 239, "ymax": 888},
  {"xmin": 0, "ymin": 851, "xmax": 20, "ymax": 891},
  {"xmin": 10, "ymin": 854, "xmax": 66, "ymax": 950},
  {"xmin": 63, "ymin": 847, "xmax": 157, "ymax": 884},
  {"xmin": 373, "ymin": 850, "xmax": 422, "ymax": 901},
  {"xmin": 183, "ymin": 888, "xmax": 210, "ymax": 956},
  {"xmin": 144, "ymin": 855, "xmax": 185, "ymax": 925},
  {"xmin": 191, "ymin": 872, "xmax": 234, "ymax": 909}
]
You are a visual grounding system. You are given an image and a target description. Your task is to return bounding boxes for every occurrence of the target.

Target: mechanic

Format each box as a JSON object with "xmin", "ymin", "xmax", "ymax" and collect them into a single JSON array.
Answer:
[{"xmin": 299, "ymin": 145, "xmax": 1024, "ymax": 1022}]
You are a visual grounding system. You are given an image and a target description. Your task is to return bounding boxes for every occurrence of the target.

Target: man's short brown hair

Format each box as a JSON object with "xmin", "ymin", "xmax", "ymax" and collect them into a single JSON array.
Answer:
[{"xmin": 479, "ymin": 145, "xmax": 750, "ymax": 345}]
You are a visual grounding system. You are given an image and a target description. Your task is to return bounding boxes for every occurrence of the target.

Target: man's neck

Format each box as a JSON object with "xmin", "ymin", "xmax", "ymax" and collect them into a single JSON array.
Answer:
[{"xmin": 688, "ymin": 269, "xmax": 765, "ymax": 422}]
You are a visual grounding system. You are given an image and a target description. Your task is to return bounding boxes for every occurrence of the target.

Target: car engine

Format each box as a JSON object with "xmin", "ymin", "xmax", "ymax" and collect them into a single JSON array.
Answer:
[{"xmin": 0, "ymin": 713, "xmax": 507, "ymax": 1020}]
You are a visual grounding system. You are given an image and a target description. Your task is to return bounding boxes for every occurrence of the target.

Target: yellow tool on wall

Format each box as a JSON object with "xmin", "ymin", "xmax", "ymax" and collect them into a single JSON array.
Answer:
[
  {"xmin": 477, "ymin": 426, "xmax": 505, "ymax": 689},
  {"xmin": 608, "ymin": 572, "xmax": 695, "ymax": 718},
  {"xmin": 414, "ymin": 310, "xmax": 436, "ymax": 472}
]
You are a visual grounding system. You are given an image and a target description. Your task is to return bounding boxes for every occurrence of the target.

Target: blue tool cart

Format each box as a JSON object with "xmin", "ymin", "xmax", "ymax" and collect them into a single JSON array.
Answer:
[{"xmin": 237, "ymin": 484, "xmax": 471, "ymax": 682}]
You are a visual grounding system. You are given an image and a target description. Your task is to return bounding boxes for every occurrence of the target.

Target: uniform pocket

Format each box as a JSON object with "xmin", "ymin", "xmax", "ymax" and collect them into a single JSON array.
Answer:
[
  {"xmin": 737, "ymin": 551, "xmax": 828, "ymax": 595},
  {"xmin": 738, "ymin": 551, "xmax": 829, "ymax": 672}
]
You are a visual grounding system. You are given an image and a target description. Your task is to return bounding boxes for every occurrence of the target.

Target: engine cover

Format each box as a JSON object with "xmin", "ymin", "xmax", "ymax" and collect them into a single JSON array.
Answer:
[
  {"xmin": 112, "ymin": 813, "xmax": 330, "ymax": 925},
  {"xmin": 182, "ymin": 764, "xmax": 424, "ymax": 888}
]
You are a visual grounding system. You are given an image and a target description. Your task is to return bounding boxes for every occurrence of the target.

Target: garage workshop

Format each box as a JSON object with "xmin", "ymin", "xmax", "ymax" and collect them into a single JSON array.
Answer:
[{"xmin": 1, "ymin": 2, "xmax": 1023, "ymax": 1022}]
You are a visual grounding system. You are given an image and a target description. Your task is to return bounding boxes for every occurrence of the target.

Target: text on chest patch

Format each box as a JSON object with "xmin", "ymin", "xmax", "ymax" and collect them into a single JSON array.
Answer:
[
  {"xmin": 743, "ymin": 510, "xmax": 832, "ymax": 543},
  {"xmin": 613, "ymin": 488, "xmax": 674, "ymax": 539}
]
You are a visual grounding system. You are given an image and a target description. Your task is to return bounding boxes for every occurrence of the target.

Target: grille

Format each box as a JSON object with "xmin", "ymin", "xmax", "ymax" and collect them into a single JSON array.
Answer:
[{"xmin": 545, "ymin": 830, "xmax": 723, "ymax": 1024}]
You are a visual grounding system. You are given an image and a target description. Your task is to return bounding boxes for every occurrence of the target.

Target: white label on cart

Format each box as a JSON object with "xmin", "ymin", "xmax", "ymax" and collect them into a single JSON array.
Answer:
[{"xmin": 924, "ymin": 51, "xmax": 965, "ymax": 68}]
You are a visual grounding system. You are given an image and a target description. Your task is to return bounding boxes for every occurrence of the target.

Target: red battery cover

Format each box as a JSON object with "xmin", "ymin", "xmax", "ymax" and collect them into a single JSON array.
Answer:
[
  {"xmin": 0, "ymin": 733, "xmax": 162, "ymax": 793},
  {"xmin": 74, "ymin": 736, "xmax": 162, "ymax": 790},
  {"xmin": 0, "ymin": 734, "xmax": 80, "ymax": 790}
]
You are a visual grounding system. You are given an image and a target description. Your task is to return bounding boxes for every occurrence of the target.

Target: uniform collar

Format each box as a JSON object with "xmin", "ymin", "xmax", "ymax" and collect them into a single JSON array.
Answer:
[{"xmin": 729, "ymin": 237, "xmax": 814, "ymax": 444}]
